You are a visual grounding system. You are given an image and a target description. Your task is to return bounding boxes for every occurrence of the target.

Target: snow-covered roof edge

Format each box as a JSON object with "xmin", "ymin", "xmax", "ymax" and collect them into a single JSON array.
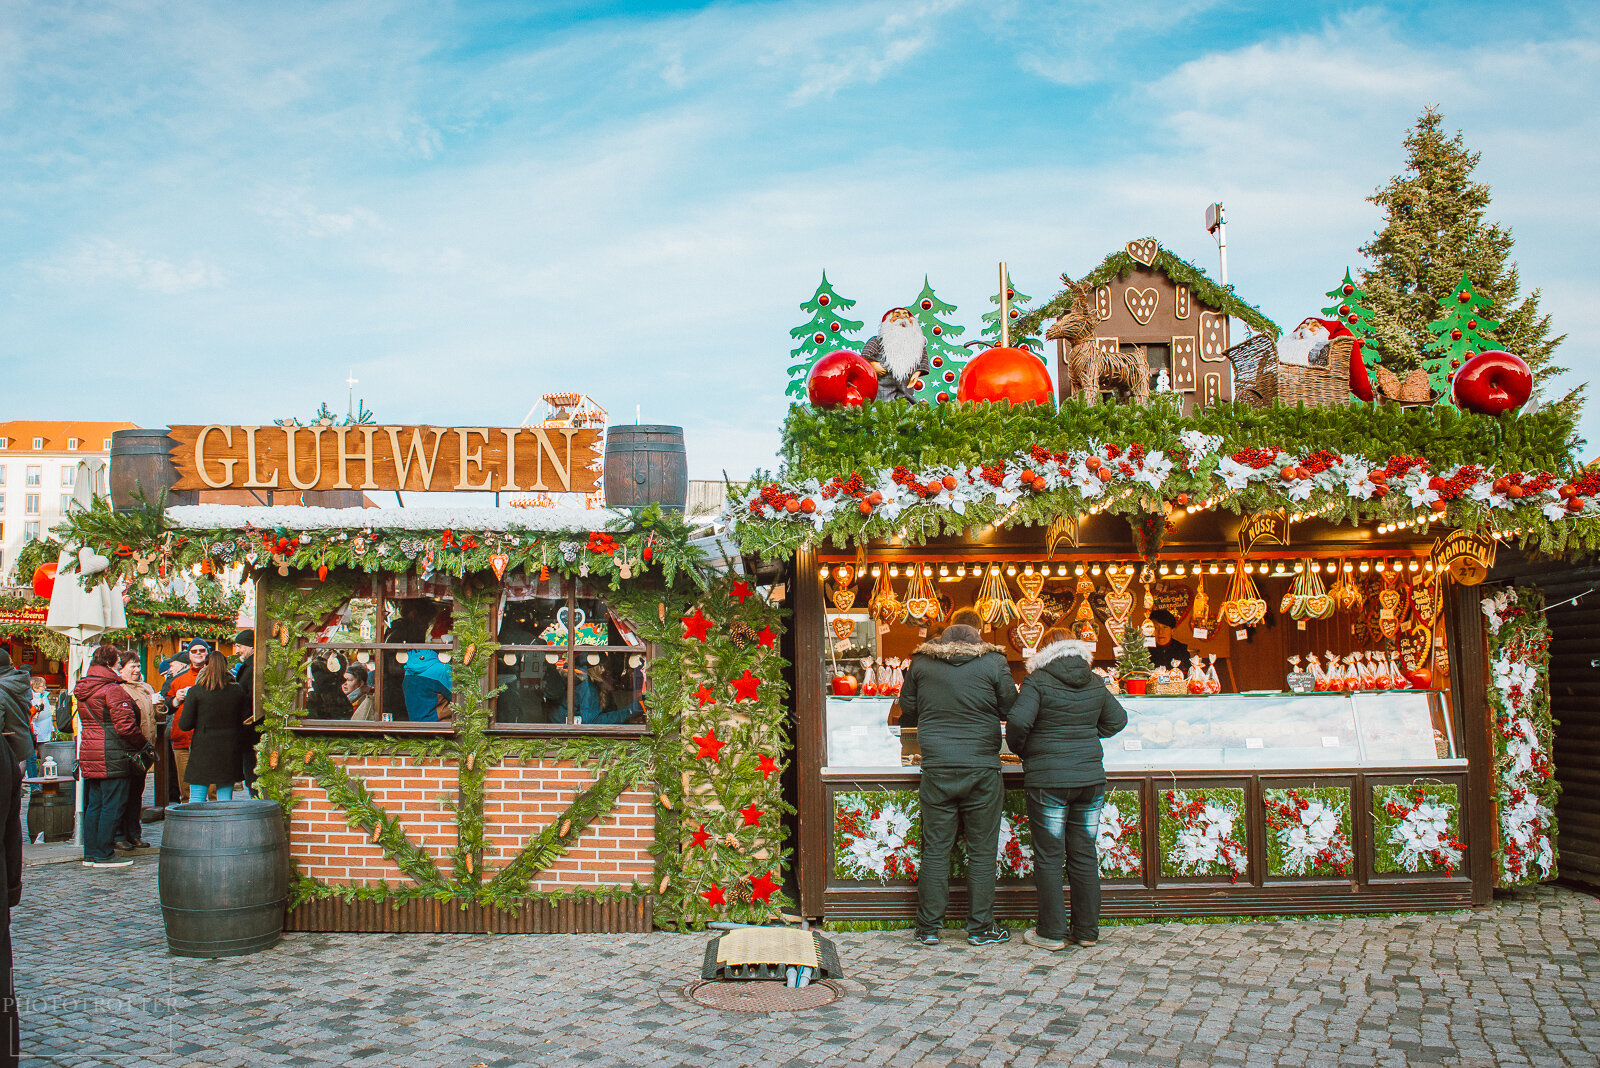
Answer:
[{"xmin": 165, "ymin": 505, "xmax": 629, "ymax": 533}]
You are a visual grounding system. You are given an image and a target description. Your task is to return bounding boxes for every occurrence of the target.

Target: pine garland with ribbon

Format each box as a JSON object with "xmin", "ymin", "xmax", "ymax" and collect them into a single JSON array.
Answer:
[{"xmin": 1481, "ymin": 586, "xmax": 1559, "ymax": 886}]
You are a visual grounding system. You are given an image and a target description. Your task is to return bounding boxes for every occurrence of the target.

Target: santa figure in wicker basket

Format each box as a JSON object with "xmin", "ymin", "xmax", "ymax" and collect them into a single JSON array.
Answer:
[
  {"xmin": 1277, "ymin": 317, "xmax": 1376, "ymax": 402},
  {"xmin": 859, "ymin": 308, "xmax": 929, "ymax": 402}
]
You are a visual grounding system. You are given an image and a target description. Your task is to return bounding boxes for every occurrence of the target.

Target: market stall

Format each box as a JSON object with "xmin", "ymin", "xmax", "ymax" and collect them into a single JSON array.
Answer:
[{"xmin": 731, "ymin": 244, "xmax": 1579, "ymax": 921}]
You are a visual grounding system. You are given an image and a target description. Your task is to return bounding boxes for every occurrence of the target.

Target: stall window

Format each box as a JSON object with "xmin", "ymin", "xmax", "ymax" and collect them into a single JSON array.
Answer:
[
  {"xmin": 298, "ymin": 575, "xmax": 455, "ymax": 726},
  {"xmin": 494, "ymin": 577, "xmax": 648, "ymax": 728}
]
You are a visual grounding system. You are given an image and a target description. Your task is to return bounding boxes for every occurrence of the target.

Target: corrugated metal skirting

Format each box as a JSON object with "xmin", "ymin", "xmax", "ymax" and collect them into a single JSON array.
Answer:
[{"xmin": 283, "ymin": 896, "xmax": 654, "ymax": 933}]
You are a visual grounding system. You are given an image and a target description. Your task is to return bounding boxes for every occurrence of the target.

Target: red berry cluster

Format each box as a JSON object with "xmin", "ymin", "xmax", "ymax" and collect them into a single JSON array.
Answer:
[
  {"xmin": 1300, "ymin": 449, "xmax": 1341, "ymax": 475},
  {"xmin": 1127, "ymin": 443, "xmax": 1147, "ymax": 463},
  {"xmin": 892, "ymin": 466, "xmax": 957, "ymax": 499},
  {"xmin": 1428, "ymin": 465, "xmax": 1485, "ymax": 502},
  {"xmin": 1383, "ymin": 455, "xmax": 1429, "ymax": 479},
  {"xmin": 820, "ymin": 472, "xmax": 867, "ymax": 501},
  {"xmin": 978, "ymin": 464, "xmax": 1006, "ymax": 487},
  {"xmin": 261, "ymin": 533, "xmax": 301, "ymax": 555},
  {"xmin": 1105, "ymin": 444, "xmax": 1123, "ymax": 461},
  {"xmin": 1230, "ymin": 446, "xmax": 1281, "ymax": 469},
  {"xmin": 750, "ymin": 483, "xmax": 816, "ymax": 516}
]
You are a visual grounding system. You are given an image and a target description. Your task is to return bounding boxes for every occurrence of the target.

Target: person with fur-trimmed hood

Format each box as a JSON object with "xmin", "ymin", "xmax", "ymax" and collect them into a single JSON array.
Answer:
[
  {"xmin": 1006, "ymin": 629, "xmax": 1128, "ymax": 952},
  {"xmin": 897, "ymin": 609, "xmax": 1017, "ymax": 947}
]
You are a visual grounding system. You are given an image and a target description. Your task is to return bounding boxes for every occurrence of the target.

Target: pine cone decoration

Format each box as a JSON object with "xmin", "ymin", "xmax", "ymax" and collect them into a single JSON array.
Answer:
[{"xmin": 730, "ymin": 881, "xmax": 754, "ymax": 905}]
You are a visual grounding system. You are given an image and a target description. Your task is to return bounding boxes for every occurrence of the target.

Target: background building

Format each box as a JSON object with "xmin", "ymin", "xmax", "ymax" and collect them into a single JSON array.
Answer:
[{"xmin": 0, "ymin": 420, "xmax": 137, "ymax": 583}]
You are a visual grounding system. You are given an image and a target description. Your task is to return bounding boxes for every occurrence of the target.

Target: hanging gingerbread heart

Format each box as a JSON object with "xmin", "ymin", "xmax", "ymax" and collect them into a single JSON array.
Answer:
[
  {"xmin": 831, "ymin": 589, "xmax": 857, "ymax": 613},
  {"xmin": 1125, "ymin": 237, "xmax": 1159, "ymax": 265},
  {"xmin": 1017, "ymin": 599, "xmax": 1046, "ymax": 627},
  {"xmin": 490, "ymin": 553, "xmax": 509, "ymax": 580},
  {"xmin": 1014, "ymin": 621, "xmax": 1046, "ymax": 651},
  {"xmin": 831, "ymin": 565, "xmax": 856, "ymax": 587},
  {"xmin": 1016, "ymin": 572, "xmax": 1047, "ymax": 600},
  {"xmin": 830, "ymin": 617, "xmax": 856, "ymax": 642}
]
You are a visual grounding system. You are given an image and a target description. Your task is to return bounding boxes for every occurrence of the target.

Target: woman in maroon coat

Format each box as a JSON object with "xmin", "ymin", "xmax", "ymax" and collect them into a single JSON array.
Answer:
[{"xmin": 73, "ymin": 646, "xmax": 148, "ymax": 867}]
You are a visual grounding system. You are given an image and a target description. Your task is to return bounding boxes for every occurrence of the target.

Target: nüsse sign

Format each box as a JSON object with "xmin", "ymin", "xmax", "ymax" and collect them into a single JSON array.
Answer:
[{"xmin": 169, "ymin": 425, "xmax": 602, "ymax": 495}]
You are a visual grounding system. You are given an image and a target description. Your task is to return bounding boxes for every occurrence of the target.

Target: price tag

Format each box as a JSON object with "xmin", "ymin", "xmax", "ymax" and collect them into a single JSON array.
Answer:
[
  {"xmin": 850, "ymin": 725, "xmax": 869, "ymax": 736},
  {"xmin": 1235, "ymin": 629, "xmax": 1248, "ymax": 641},
  {"xmin": 1245, "ymin": 737, "xmax": 1264, "ymax": 749},
  {"xmin": 1122, "ymin": 739, "xmax": 1143, "ymax": 751},
  {"xmin": 1192, "ymin": 627, "xmax": 1209, "ymax": 639},
  {"xmin": 1111, "ymin": 645, "xmax": 1125, "ymax": 658},
  {"xmin": 1322, "ymin": 736, "xmax": 1341, "ymax": 748},
  {"xmin": 1296, "ymin": 620, "xmax": 1307, "ymax": 631},
  {"xmin": 1143, "ymin": 636, "xmax": 1156, "ymax": 648}
]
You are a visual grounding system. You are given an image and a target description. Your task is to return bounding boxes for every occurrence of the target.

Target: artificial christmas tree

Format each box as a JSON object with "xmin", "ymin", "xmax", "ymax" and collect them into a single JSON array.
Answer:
[
  {"xmin": 786, "ymin": 273, "xmax": 865, "ymax": 399},
  {"xmin": 981, "ymin": 270, "xmax": 1041, "ymax": 355},
  {"xmin": 907, "ymin": 277, "xmax": 970, "ymax": 403},
  {"xmin": 1422, "ymin": 273, "xmax": 1501, "ymax": 406},
  {"xmin": 1322, "ymin": 269, "xmax": 1379, "ymax": 368}
]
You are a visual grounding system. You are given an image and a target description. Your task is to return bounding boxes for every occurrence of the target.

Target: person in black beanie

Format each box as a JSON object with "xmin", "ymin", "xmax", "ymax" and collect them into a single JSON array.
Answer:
[
  {"xmin": 1148, "ymin": 609, "xmax": 1192, "ymax": 673},
  {"xmin": 232, "ymin": 630, "xmax": 260, "ymax": 796},
  {"xmin": 0, "ymin": 648, "xmax": 23, "ymax": 1065}
]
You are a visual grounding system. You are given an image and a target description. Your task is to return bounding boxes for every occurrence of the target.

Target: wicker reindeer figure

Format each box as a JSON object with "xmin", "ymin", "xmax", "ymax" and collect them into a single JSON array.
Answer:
[{"xmin": 1047, "ymin": 279, "xmax": 1152, "ymax": 405}]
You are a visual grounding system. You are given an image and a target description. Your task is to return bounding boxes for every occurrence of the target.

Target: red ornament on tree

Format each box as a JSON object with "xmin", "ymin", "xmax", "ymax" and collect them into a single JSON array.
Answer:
[
  {"xmin": 729, "ymin": 580, "xmax": 752, "ymax": 604},
  {"xmin": 806, "ymin": 351, "xmax": 879, "ymax": 409},
  {"xmin": 681, "ymin": 607, "xmax": 715, "ymax": 642},
  {"xmin": 757, "ymin": 754, "xmax": 779, "ymax": 779},
  {"xmin": 692, "ymin": 729, "xmax": 727, "ymax": 762},
  {"xmin": 755, "ymin": 627, "xmax": 777, "ymax": 649},
  {"xmin": 1342, "ymin": 283, "xmax": 1355, "ymax": 296},
  {"xmin": 817, "ymin": 293, "xmax": 830, "ymax": 307},
  {"xmin": 956, "ymin": 346, "xmax": 1053, "ymax": 406},
  {"xmin": 1338, "ymin": 304, "xmax": 1351, "ymax": 316},
  {"xmin": 693, "ymin": 685, "xmax": 716, "ymax": 707},
  {"xmin": 31, "ymin": 563, "xmax": 57, "ymax": 600},
  {"xmin": 730, "ymin": 670, "xmax": 761, "ymax": 702},
  {"xmin": 748, "ymin": 871, "xmax": 780, "ymax": 904},
  {"xmin": 739, "ymin": 803, "xmax": 764, "ymax": 827},
  {"xmin": 701, "ymin": 886, "xmax": 726, "ymax": 906},
  {"xmin": 690, "ymin": 824, "xmax": 711, "ymax": 849}
]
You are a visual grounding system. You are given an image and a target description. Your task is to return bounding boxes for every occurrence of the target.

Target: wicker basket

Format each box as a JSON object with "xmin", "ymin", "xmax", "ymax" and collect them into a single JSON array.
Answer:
[
  {"xmin": 1226, "ymin": 334, "xmax": 1352, "ymax": 408},
  {"xmin": 1151, "ymin": 675, "xmax": 1187, "ymax": 696}
]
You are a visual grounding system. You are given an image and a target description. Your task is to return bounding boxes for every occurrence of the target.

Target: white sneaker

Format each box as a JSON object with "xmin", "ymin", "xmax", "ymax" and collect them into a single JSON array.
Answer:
[
  {"xmin": 82, "ymin": 859, "xmax": 134, "ymax": 869},
  {"xmin": 1023, "ymin": 929, "xmax": 1066, "ymax": 951}
]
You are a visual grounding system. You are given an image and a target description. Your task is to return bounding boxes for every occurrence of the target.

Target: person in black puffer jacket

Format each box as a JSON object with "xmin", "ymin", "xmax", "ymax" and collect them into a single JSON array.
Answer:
[
  {"xmin": 1005, "ymin": 630, "xmax": 1128, "ymax": 951},
  {"xmin": 178, "ymin": 652, "xmax": 250, "ymax": 803},
  {"xmin": 73, "ymin": 646, "xmax": 148, "ymax": 868},
  {"xmin": 898, "ymin": 620, "xmax": 1017, "ymax": 947}
]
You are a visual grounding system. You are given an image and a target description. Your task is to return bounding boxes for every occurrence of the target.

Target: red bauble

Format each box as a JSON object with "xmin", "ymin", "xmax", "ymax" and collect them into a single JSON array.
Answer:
[
  {"xmin": 817, "ymin": 293, "xmax": 830, "ymax": 306},
  {"xmin": 1342, "ymin": 283, "xmax": 1355, "ymax": 295},
  {"xmin": 807, "ymin": 351, "xmax": 879, "ymax": 409},
  {"xmin": 1451, "ymin": 350, "xmax": 1533, "ymax": 415},
  {"xmin": 931, "ymin": 325, "xmax": 943, "ymax": 336},
  {"xmin": 1450, "ymin": 329, "xmax": 1462, "ymax": 341},
  {"xmin": 1338, "ymin": 304, "xmax": 1351, "ymax": 315},
  {"xmin": 1403, "ymin": 667, "xmax": 1433, "ymax": 690},
  {"xmin": 31, "ymin": 563, "xmax": 57, "ymax": 600},
  {"xmin": 920, "ymin": 299, "xmax": 932, "ymax": 310},
  {"xmin": 956, "ymin": 346, "xmax": 1054, "ymax": 406},
  {"xmin": 830, "ymin": 674, "xmax": 858, "ymax": 697}
]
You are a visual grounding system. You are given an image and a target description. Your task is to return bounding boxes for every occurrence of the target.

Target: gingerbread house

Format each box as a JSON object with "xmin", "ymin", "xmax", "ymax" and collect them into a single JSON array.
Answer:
[{"xmin": 1055, "ymin": 238, "xmax": 1279, "ymax": 413}]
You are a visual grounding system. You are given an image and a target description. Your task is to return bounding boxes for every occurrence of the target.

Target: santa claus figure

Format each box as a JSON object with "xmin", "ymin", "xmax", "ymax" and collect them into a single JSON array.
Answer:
[
  {"xmin": 1277, "ymin": 317, "xmax": 1374, "ymax": 401},
  {"xmin": 858, "ymin": 307, "xmax": 928, "ymax": 401}
]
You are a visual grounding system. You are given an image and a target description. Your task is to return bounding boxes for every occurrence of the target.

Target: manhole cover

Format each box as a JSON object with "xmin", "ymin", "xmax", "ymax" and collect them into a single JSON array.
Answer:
[{"xmin": 685, "ymin": 979, "xmax": 842, "ymax": 1013}]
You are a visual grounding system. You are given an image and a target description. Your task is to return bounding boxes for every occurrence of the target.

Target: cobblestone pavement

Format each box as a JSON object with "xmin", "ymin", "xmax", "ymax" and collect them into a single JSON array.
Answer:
[{"xmin": 14, "ymin": 836, "xmax": 1600, "ymax": 1067}]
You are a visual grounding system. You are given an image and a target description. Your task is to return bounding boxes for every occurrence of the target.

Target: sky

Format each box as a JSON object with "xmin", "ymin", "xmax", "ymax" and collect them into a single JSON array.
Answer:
[{"xmin": 1, "ymin": 0, "xmax": 1596, "ymax": 480}]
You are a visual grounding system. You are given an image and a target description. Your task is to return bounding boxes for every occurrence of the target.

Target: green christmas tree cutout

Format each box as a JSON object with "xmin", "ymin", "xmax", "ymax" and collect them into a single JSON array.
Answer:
[
  {"xmin": 908, "ymin": 277, "xmax": 969, "ymax": 402},
  {"xmin": 981, "ymin": 270, "xmax": 1041, "ymax": 355},
  {"xmin": 787, "ymin": 273, "xmax": 865, "ymax": 399},
  {"xmin": 1423, "ymin": 273, "xmax": 1500, "ymax": 406},
  {"xmin": 1322, "ymin": 269, "xmax": 1381, "ymax": 370}
]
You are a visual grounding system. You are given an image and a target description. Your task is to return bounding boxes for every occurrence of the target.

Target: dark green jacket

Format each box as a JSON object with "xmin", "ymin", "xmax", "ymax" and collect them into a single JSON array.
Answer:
[
  {"xmin": 898, "ymin": 638, "xmax": 1017, "ymax": 769},
  {"xmin": 1005, "ymin": 641, "xmax": 1128, "ymax": 789}
]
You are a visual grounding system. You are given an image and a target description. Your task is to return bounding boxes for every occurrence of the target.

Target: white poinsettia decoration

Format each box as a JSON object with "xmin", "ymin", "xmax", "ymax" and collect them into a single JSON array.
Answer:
[
  {"xmin": 1387, "ymin": 799, "xmax": 1463, "ymax": 872},
  {"xmin": 1096, "ymin": 799, "xmax": 1141, "ymax": 876}
]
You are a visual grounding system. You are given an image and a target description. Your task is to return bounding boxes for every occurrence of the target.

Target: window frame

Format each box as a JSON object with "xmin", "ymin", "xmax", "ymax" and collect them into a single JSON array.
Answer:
[
  {"xmin": 23, "ymin": 495, "xmax": 39, "ymax": 517},
  {"xmin": 24, "ymin": 467, "xmax": 40, "ymax": 488},
  {"xmin": 23, "ymin": 522, "xmax": 39, "ymax": 541},
  {"xmin": 60, "ymin": 467, "xmax": 74, "ymax": 487}
]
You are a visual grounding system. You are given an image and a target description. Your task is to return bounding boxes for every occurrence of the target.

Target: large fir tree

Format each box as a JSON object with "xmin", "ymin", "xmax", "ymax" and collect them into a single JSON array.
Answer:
[{"xmin": 1360, "ymin": 107, "xmax": 1574, "ymax": 423}]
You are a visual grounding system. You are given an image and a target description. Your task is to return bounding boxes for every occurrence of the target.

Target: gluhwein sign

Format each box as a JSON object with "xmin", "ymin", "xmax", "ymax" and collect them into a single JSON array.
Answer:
[{"xmin": 168, "ymin": 425, "xmax": 602, "ymax": 495}]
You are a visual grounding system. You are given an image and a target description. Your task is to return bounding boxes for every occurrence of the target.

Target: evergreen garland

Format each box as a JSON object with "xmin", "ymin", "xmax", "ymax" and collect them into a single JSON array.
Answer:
[{"xmin": 1482, "ymin": 587, "xmax": 1559, "ymax": 887}]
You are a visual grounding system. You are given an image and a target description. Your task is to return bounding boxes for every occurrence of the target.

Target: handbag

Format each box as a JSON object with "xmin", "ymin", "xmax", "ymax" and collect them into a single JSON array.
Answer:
[{"xmin": 132, "ymin": 742, "xmax": 158, "ymax": 773}]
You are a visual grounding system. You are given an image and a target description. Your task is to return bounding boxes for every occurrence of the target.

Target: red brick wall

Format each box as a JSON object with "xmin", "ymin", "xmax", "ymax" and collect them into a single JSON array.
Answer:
[{"xmin": 289, "ymin": 755, "xmax": 655, "ymax": 891}]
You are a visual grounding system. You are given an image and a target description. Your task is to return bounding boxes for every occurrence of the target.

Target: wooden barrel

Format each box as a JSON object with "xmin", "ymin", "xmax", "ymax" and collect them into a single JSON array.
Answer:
[
  {"xmin": 603, "ymin": 426, "xmax": 687, "ymax": 512},
  {"xmin": 25, "ymin": 788, "xmax": 74, "ymax": 842},
  {"xmin": 109, "ymin": 429, "xmax": 198, "ymax": 511},
  {"xmin": 37, "ymin": 741, "xmax": 76, "ymax": 779},
  {"xmin": 159, "ymin": 800, "xmax": 289, "ymax": 958}
]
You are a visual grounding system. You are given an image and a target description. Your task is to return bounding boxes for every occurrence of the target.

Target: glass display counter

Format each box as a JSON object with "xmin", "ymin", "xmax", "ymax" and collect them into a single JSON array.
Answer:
[{"xmin": 822, "ymin": 690, "xmax": 1457, "ymax": 774}]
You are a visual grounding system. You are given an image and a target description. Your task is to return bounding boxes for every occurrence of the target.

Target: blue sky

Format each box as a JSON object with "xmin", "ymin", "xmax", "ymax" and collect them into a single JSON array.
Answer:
[{"xmin": 2, "ymin": 0, "xmax": 1596, "ymax": 478}]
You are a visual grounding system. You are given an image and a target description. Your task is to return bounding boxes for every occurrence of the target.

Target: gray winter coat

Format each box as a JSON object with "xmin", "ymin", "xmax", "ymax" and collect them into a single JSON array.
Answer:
[
  {"xmin": 1005, "ymin": 640, "xmax": 1128, "ymax": 789},
  {"xmin": 0, "ymin": 666, "xmax": 37, "ymax": 765},
  {"xmin": 898, "ymin": 637, "xmax": 1018, "ymax": 769}
]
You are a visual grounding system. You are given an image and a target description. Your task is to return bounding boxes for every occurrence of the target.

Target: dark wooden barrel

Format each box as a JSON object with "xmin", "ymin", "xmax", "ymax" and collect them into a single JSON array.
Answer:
[
  {"xmin": 159, "ymin": 800, "xmax": 289, "ymax": 957},
  {"xmin": 109, "ymin": 428, "xmax": 198, "ymax": 511},
  {"xmin": 604, "ymin": 426, "xmax": 687, "ymax": 512},
  {"xmin": 299, "ymin": 489, "xmax": 365, "ymax": 508},
  {"xmin": 37, "ymin": 741, "xmax": 76, "ymax": 779},
  {"xmin": 25, "ymin": 788, "xmax": 74, "ymax": 842}
]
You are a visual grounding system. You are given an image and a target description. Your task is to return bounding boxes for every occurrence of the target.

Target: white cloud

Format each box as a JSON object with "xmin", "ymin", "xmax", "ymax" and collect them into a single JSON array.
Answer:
[{"xmin": 35, "ymin": 239, "xmax": 227, "ymax": 295}]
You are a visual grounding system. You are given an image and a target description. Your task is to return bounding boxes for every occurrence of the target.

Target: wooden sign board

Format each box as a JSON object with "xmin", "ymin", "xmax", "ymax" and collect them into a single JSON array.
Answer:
[
  {"xmin": 0, "ymin": 603, "xmax": 48, "ymax": 626},
  {"xmin": 1429, "ymin": 529, "xmax": 1496, "ymax": 587},
  {"xmin": 1238, "ymin": 510, "xmax": 1289, "ymax": 555},
  {"xmin": 168, "ymin": 425, "xmax": 602, "ymax": 495}
]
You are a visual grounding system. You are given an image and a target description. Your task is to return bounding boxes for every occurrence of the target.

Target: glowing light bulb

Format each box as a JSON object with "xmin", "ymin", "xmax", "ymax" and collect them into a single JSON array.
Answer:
[
  {"xmin": 1074, "ymin": 565, "xmax": 1085, "ymax": 576},
  {"xmin": 889, "ymin": 566, "xmax": 899, "ymax": 578},
  {"xmin": 1359, "ymin": 561, "xmax": 1370, "ymax": 573},
  {"xmin": 870, "ymin": 565, "xmax": 881, "ymax": 577},
  {"xmin": 1408, "ymin": 559, "xmax": 1420, "ymax": 572}
]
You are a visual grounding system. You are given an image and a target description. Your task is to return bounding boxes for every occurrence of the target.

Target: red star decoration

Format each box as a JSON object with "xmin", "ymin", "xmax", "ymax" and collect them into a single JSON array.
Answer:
[
  {"xmin": 739, "ymin": 803, "xmax": 764, "ymax": 827},
  {"xmin": 749, "ymin": 871, "xmax": 780, "ymax": 904},
  {"xmin": 757, "ymin": 754, "xmax": 780, "ymax": 780},
  {"xmin": 681, "ymin": 607, "xmax": 714, "ymax": 642},
  {"xmin": 701, "ymin": 886, "xmax": 726, "ymax": 906},
  {"xmin": 755, "ymin": 626, "xmax": 777, "ymax": 649},
  {"xmin": 692, "ymin": 729, "xmax": 726, "ymax": 762},
  {"xmin": 730, "ymin": 670, "xmax": 761, "ymax": 702},
  {"xmin": 730, "ymin": 580, "xmax": 752, "ymax": 603},
  {"xmin": 693, "ymin": 684, "xmax": 716, "ymax": 707},
  {"xmin": 690, "ymin": 824, "xmax": 711, "ymax": 849}
]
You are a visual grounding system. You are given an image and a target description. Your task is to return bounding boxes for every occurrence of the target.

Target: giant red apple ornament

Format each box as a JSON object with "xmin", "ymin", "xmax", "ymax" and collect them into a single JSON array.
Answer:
[
  {"xmin": 807, "ymin": 350, "xmax": 879, "ymax": 409},
  {"xmin": 31, "ymin": 562, "xmax": 56, "ymax": 600},
  {"xmin": 1451, "ymin": 350, "xmax": 1533, "ymax": 415},
  {"xmin": 956, "ymin": 346, "xmax": 1054, "ymax": 406}
]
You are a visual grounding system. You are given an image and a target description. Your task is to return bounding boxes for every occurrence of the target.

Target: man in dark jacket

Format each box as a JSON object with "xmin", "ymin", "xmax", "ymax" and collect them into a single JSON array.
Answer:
[
  {"xmin": 0, "ymin": 648, "xmax": 28, "ymax": 1058},
  {"xmin": 898, "ymin": 623, "xmax": 1017, "ymax": 946},
  {"xmin": 1006, "ymin": 632, "xmax": 1128, "ymax": 950}
]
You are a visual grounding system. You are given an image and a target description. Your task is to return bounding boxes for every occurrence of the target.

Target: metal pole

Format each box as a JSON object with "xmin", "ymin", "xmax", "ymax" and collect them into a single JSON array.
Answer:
[{"xmin": 999, "ymin": 261, "xmax": 1011, "ymax": 348}]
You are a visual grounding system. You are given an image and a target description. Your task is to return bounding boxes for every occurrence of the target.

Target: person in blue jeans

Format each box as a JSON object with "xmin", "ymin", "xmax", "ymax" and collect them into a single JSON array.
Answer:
[{"xmin": 1006, "ymin": 629, "xmax": 1128, "ymax": 950}]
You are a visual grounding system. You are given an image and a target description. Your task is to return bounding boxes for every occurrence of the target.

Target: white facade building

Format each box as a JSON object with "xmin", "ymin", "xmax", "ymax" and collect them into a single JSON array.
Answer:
[{"xmin": 0, "ymin": 421, "xmax": 136, "ymax": 583}]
